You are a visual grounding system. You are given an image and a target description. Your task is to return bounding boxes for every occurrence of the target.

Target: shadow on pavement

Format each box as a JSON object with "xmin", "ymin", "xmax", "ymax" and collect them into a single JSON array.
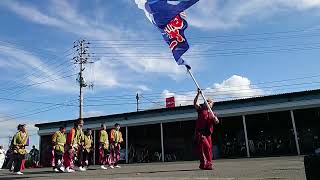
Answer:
[{"xmin": 108, "ymin": 168, "xmax": 202, "ymax": 176}]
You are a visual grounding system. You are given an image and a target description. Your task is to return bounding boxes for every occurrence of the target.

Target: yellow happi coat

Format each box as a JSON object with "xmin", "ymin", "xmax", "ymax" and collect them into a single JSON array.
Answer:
[
  {"xmin": 52, "ymin": 131, "xmax": 66, "ymax": 152},
  {"xmin": 99, "ymin": 130, "xmax": 109, "ymax": 150},
  {"xmin": 13, "ymin": 131, "xmax": 29, "ymax": 155}
]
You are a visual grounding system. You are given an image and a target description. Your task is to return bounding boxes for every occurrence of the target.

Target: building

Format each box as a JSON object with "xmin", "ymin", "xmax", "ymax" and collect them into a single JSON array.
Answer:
[{"xmin": 35, "ymin": 89, "xmax": 320, "ymax": 166}]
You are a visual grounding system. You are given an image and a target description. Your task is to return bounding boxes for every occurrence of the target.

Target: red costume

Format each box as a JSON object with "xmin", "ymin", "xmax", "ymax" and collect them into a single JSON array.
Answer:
[
  {"xmin": 63, "ymin": 128, "xmax": 76, "ymax": 168},
  {"xmin": 51, "ymin": 149, "xmax": 55, "ymax": 167},
  {"xmin": 195, "ymin": 106, "xmax": 215, "ymax": 170},
  {"xmin": 108, "ymin": 129, "xmax": 123, "ymax": 166}
]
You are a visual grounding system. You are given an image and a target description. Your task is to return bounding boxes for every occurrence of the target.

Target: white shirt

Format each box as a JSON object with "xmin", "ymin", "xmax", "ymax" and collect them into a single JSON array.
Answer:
[{"xmin": 0, "ymin": 149, "xmax": 5, "ymax": 159}]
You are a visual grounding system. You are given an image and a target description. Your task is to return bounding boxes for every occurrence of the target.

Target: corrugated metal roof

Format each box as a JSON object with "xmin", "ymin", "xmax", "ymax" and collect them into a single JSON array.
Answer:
[
  {"xmin": 214, "ymin": 88, "xmax": 320, "ymax": 104},
  {"xmin": 35, "ymin": 88, "xmax": 320, "ymax": 128}
]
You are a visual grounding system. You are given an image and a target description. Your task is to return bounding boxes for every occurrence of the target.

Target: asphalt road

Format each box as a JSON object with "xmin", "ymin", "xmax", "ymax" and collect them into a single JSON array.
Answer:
[{"xmin": 0, "ymin": 156, "xmax": 306, "ymax": 180}]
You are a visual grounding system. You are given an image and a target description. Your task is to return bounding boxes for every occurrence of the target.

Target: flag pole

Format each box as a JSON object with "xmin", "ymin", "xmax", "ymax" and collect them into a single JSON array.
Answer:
[{"xmin": 186, "ymin": 67, "xmax": 219, "ymax": 124}]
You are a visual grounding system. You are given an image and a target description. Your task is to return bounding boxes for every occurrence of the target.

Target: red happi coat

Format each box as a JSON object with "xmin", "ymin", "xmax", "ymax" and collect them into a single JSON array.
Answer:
[{"xmin": 63, "ymin": 128, "xmax": 76, "ymax": 168}]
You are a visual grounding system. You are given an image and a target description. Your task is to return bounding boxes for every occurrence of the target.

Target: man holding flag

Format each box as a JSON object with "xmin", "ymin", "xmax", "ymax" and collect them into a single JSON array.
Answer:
[
  {"xmin": 136, "ymin": 0, "xmax": 219, "ymax": 170},
  {"xmin": 194, "ymin": 89, "xmax": 219, "ymax": 170}
]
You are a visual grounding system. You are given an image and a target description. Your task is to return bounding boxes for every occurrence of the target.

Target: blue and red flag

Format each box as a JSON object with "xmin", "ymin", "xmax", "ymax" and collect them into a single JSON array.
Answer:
[{"xmin": 136, "ymin": 0, "xmax": 199, "ymax": 69}]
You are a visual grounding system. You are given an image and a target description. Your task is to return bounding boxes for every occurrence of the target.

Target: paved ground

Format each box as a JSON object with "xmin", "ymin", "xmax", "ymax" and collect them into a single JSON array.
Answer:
[{"xmin": 0, "ymin": 156, "xmax": 306, "ymax": 180}]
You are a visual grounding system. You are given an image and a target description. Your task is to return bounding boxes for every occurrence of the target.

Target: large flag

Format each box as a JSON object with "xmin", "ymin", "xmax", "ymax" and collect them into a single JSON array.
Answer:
[{"xmin": 136, "ymin": 0, "xmax": 199, "ymax": 69}]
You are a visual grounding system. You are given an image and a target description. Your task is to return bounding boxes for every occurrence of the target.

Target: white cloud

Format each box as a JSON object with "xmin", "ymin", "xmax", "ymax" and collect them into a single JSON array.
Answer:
[
  {"xmin": 85, "ymin": 60, "xmax": 119, "ymax": 88},
  {"xmin": 187, "ymin": 0, "xmax": 320, "ymax": 30},
  {"xmin": 135, "ymin": 85, "xmax": 151, "ymax": 92},
  {"xmin": 289, "ymin": 0, "xmax": 320, "ymax": 9},
  {"xmin": 0, "ymin": 44, "xmax": 77, "ymax": 93},
  {"xmin": 1, "ymin": 0, "xmax": 189, "ymax": 94},
  {"xmin": 2, "ymin": 1, "xmax": 65, "ymax": 27},
  {"xmin": 162, "ymin": 89, "xmax": 195, "ymax": 106},
  {"xmin": 209, "ymin": 75, "xmax": 264, "ymax": 99},
  {"xmin": 84, "ymin": 110, "xmax": 104, "ymax": 118},
  {"xmin": 161, "ymin": 75, "xmax": 265, "ymax": 107}
]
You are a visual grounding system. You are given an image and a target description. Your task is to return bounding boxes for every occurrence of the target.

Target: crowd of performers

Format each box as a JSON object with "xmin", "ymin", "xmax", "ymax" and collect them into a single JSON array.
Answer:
[
  {"xmin": 50, "ymin": 89, "xmax": 215, "ymax": 172},
  {"xmin": 50, "ymin": 89, "xmax": 219, "ymax": 172},
  {"xmin": 2, "ymin": 90, "xmax": 217, "ymax": 175},
  {"xmin": 52, "ymin": 119, "xmax": 124, "ymax": 173}
]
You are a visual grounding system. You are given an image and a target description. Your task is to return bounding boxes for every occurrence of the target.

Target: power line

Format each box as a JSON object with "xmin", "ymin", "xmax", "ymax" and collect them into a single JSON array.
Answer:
[
  {"xmin": 117, "ymin": 87, "xmax": 320, "ymax": 110},
  {"xmin": 0, "ymin": 46, "xmax": 74, "ymax": 92},
  {"xmin": 84, "ymin": 73, "xmax": 320, "ymax": 99},
  {"xmin": 73, "ymin": 39, "xmax": 93, "ymax": 120},
  {"xmin": 0, "ymin": 104, "xmax": 63, "ymax": 119},
  {"xmin": 0, "ymin": 99, "xmax": 78, "ymax": 120},
  {"xmin": 0, "ymin": 97, "xmax": 78, "ymax": 107},
  {"xmin": 90, "ymin": 41, "xmax": 320, "ymax": 55},
  {"xmin": 140, "ymin": 81, "xmax": 320, "ymax": 100},
  {"xmin": 6, "ymin": 65, "xmax": 78, "ymax": 97},
  {"xmin": 0, "ymin": 86, "xmax": 318, "ymax": 121},
  {"xmin": 2, "ymin": 81, "xmax": 314, "ymax": 108},
  {"xmin": 0, "ymin": 105, "xmax": 67, "ymax": 123},
  {"xmin": 88, "ymin": 32, "xmax": 320, "ymax": 46},
  {"xmin": 140, "ymin": 94, "xmax": 165, "ymax": 108},
  {"xmin": 81, "ymin": 82, "xmax": 320, "ymax": 106},
  {"xmin": 0, "ymin": 40, "xmax": 66, "ymax": 60},
  {"xmin": 88, "ymin": 26, "xmax": 320, "ymax": 42},
  {"xmin": 90, "ymin": 45, "xmax": 320, "ymax": 59},
  {"xmin": 1, "ymin": 79, "xmax": 318, "ymax": 108},
  {"xmin": 0, "ymin": 73, "xmax": 78, "ymax": 97},
  {"xmin": 0, "ymin": 63, "xmax": 76, "ymax": 95},
  {"xmin": 90, "ymin": 34, "xmax": 320, "ymax": 49},
  {"xmin": 0, "ymin": 39, "xmax": 72, "ymax": 58},
  {"xmin": 82, "ymin": 85, "xmax": 320, "ymax": 107},
  {"xmin": 139, "ymin": 87, "xmax": 320, "ymax": 107}
]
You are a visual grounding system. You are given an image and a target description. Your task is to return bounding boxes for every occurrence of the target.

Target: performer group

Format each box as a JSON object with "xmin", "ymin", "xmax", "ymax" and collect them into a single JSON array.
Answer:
[
  {"xmin": 3, "ymin": 90, "xmax": 218, "ymax": 175},
  {"xmin": 48, "ymin": 89, "xmax": 217, "ymax": 173},
  {"xmin": 51, "ymin": 119, "xmax": 124, "ymax": 173}
]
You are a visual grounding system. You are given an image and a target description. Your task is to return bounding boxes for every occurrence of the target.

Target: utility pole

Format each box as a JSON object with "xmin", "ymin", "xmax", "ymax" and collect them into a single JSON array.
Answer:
[
  {"xmin": 73, "ymin": 40, "xmax": 90, "ymax": 120},
  {"xmin": 136, "ymin": 93, "xmax": 139, "ymax": 112}
]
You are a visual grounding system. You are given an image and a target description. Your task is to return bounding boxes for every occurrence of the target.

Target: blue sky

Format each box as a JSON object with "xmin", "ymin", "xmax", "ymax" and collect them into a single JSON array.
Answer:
[{"xmin": 0, "ymin": 0, "xmax": 320, "ymax": 149}]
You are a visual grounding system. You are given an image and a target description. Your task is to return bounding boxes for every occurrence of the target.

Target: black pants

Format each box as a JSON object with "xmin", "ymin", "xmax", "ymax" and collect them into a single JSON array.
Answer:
[
  {"xmin": 83, "ymin": 150, "xmax": 91, "ymax": 166},
  {"xmin": 54, "ymin": 150, "xmax": 63, "ymax": 168},
  {"xmin": 76, "ymin": 149, "xmax": 84, "ymax": 167},
  {"xmin": 100, "ymin": 149, "xmax": 109, "ymax": 165},
  {"xmin": 104, "ymin": 149, "xmax": 109, "ymax": 157},
  {"xmin": 6, "ymin": 156, "xmax": 14, "ymax": 170},
  {"xmin": 13, "ymin": 153, "xmax": 24, "ymax": 172}
]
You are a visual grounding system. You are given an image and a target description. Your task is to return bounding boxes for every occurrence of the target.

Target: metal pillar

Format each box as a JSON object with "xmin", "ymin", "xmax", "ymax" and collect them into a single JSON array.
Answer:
[
  {"xmin": 242, "ymin": 115, "xmax": 250, "ymax": 158},
  {"xmin": 126, "ymin": 126, "xmax": 129, "ymax": 164},
  {"xmin": 290, "ymin": 110, "xmax": 301, "ymax": 155},
  {"xmin": 93, "ymin": 130, "xmax": 96, "ymax": 165},
  {"xmin": 160, "ymin": 123, "xmax": 164, "ymax": 162}
]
